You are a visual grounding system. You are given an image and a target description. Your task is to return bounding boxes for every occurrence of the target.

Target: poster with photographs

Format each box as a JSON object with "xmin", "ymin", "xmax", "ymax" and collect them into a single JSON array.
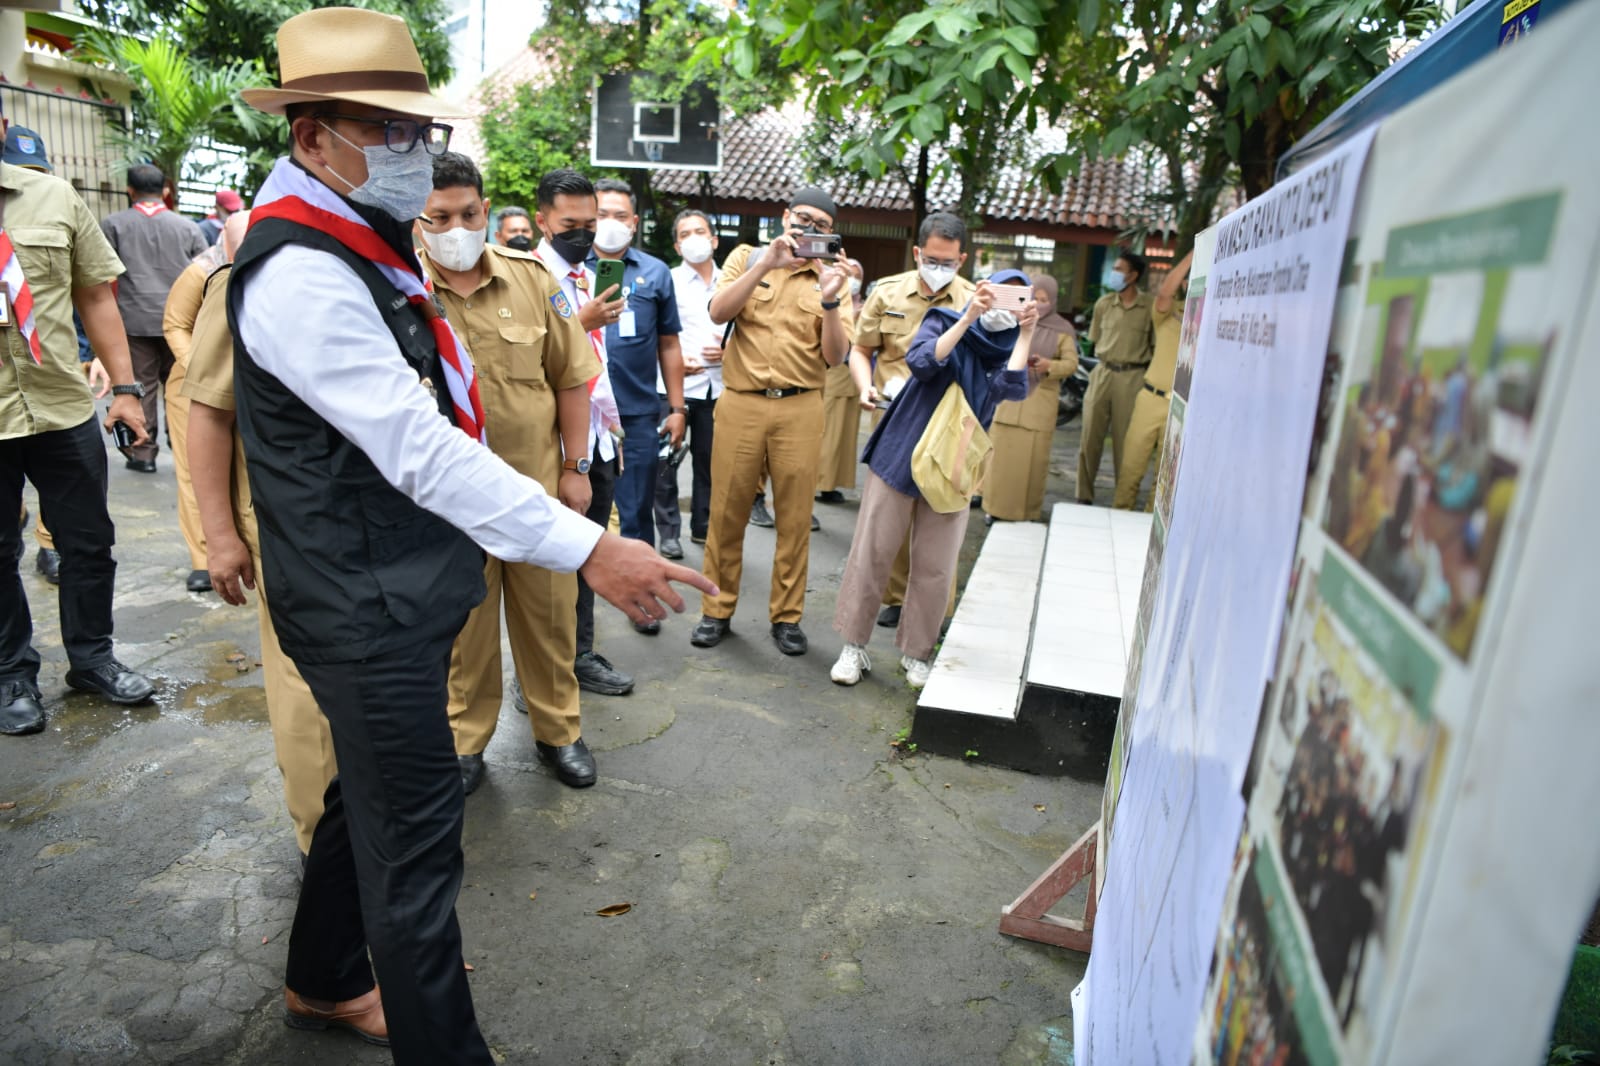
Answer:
[{"xmin": 1171, "ymin": 273, "xmax": 1206, "ymax": 402}]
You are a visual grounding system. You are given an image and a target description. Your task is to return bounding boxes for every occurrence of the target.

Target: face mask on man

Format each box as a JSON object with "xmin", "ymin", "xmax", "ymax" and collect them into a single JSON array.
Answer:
[
  {"xmin": 918, "ymin": 255, "xmax": 958, "ymax": 293},
  {"xmin": 503, "ymin": 234, "xmax": 534, "ymax": 253},
  {"xmin": 319, "ymin": 122, "xmax": 434, "ymax": 222},
  {"xmin": 679, "ymin": 234, "xmax": 713, "ymax": 264},
  {"xmin": 594, "ymin": 217, "xmax": 633, "ymax": 254},
  {"xmin": 548, "ymin": 226, "xmax": 595, "ymax": 265},
  {"xmin": 979, "ymin": 309, "xmax": 1018, "ymax": 332},
  {"xmin": 1103, "ymin": 266, "xmax": 1129, "ymax": 293},
  {"xmin": 420, "ymin": 224, "xmax": 486, "ymax": 273}
]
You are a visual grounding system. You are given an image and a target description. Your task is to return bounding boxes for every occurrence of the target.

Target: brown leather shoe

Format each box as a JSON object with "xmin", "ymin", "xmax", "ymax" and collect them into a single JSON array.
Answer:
[{"xmin": 284, "ymin": 986, "xmax": 389, "ymax": 1046}]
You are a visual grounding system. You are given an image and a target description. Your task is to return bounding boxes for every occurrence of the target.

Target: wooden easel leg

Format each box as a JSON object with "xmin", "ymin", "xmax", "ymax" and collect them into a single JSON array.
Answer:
[{"xmin": 998, "ymin": 821, "xmax": 1099, "ymax": 952}]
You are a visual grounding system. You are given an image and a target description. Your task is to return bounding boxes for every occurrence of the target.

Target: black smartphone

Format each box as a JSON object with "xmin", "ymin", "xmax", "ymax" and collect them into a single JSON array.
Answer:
[
  {"xmin": 594, "ymin": 258, "xmax": 626, "ymax": 302},
  {"xmin": 111, "ymin": 420, "xmax": 137, "ymax": 451}
]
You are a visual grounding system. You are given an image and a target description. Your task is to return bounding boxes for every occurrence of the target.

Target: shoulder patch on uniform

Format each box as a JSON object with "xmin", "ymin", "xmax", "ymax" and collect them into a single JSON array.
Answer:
[{"xmin": 550, "ymin": 291, "xmax": 573, "ymax": 318}]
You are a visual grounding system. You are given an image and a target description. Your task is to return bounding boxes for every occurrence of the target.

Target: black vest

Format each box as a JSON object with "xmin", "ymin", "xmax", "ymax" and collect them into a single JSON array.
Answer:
[{"xmin": 226, "ymin": 217, "xmax": 485, "ymax": 664}]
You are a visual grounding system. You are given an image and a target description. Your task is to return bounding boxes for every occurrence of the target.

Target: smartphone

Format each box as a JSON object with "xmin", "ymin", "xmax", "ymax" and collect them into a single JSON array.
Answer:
[
  {"xmin": 594, "ymin": 258, "xmax": 626, "ymax": 303},
  {"xmin": 988, "ymin": 283, "xmax": 1034, "ymax": 312},
  {"xmin": 111, "ymin": 420, "xmax": 137, "ymax": 451},
  {"xmin": 793, "ymin": 232, "xmax": 842, "ymax": 259}
]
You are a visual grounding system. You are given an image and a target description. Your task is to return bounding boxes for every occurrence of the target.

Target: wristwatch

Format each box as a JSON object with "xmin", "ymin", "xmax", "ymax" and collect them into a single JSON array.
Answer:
[
  {"xmin": 820, "ymin": 300, "xmax": 841, "ymax": 310},
  {"xmin": 668, "ymin": 406, "xmax": 688, "ymax": 415},
  {"xmin": 111, "ymin": 383, "xmax": 146, "ymax": 398},
  {"xmin": 563, "ymin": 457, "xmax": 592, "ymax": 474}
]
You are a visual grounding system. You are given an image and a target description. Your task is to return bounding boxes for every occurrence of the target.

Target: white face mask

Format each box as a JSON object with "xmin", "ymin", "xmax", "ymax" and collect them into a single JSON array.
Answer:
[
  {"xmin": 919, "ymin": 258, "xmax": 958, "ymax": 292},
  {"xmin": 679, "ymin": 234, "xmax": 713, "ymax": 264},
  {"xmin": 319, "ymin": 122, "xmax": 435, "ymax": 222},
  {"xmin": 849, "ymin": 277, "xmax": 862, "ymax": 296},
  {"xmin": 980, "ymin": 309, "xmax": 1018, "ymax": 332},
  {"xmin": 594, "ymin": 217, "xmax": 634, "ymax": 254},
  {"xmin": 420, "ymin": 224, "xmax": 487, "ymax": 273}
]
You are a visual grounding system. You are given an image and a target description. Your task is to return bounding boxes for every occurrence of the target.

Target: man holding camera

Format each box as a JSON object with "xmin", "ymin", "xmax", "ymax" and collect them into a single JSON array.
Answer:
[
  {"xmin": 2, "ymin": 98, "xmax": 157, "ymax": 734},
  {"xmin": 691, "ymin": 189, "xmax": 852, "ymax": 657}
]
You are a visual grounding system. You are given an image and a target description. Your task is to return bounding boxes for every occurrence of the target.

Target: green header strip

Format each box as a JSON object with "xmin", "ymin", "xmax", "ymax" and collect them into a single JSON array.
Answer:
[
  {"xmin": 1252, "ymin": 852, "xmax": 1339, "ymax": 1066},
  {"xmin": 1318, "ymin": 554, "xmax": 1440, "ymax": 710},
  {"xmin": 1382, "ymin": 193, "xmax": 1560, "ymax": 278}
]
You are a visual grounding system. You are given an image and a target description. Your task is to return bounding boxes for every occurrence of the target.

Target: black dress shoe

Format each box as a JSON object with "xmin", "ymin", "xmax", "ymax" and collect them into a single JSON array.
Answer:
[
  {"xmin": 770, "ymin": 622, "xmax": 808, "ymax": 656},
  {"xmin": 809, "ymin": 514, "xmax": 821, "ymax": 532},
  {"xmin": 0, "ymin": 681, "xmax": 47, "ymax": 736},
  {"xmin": 458, "ymin": 753, "xmax": 485, "ymax": 796},
  {"xmin": 690, "ymin": 615, "xmax": 730, "ymax": 648},
  {"xmin": 35, "ymin": 547, "xmax": 61, "ymax": 585},
  {"xmin": 876, "ymin": 605, "xmax": 902, "ymax": 628},
  {"xmin": 537, "ymin": 737, "xmax": 596, "ymax": 788},
  {"xmin": 64, "ymin": 660, "xmax": 155, "ymax": 705},
  {"xmin": 690, "ymin": 532, "xmax": 706, "ymax": 545},
  {"xmin": 633, "ymin": 618, "xmax": 661, "ymax": 636},
  {"xmin": 575, "ymin": 652, "xmax": 633, "ymax": 696},
  {"xmin": 510, "ymin": 676, "xmax": 528, "ymax": 714},
  {"xmin": 186, "ymin": 569, "xmax": 212, "ymax": 593},
  {"xmin": 659, "ymin": 537, "xmax": 684, "ymax": 560},
  {"xmin": 749, "ymin": 498, "xmax": 775, "ymax": 528},
  {"xmin": 815, "ymin": 490, "xmax": 845, "ymax": 504},
  {"xmin": 125, "ymin": 457, "xmax": 157, "ymax": 474}
]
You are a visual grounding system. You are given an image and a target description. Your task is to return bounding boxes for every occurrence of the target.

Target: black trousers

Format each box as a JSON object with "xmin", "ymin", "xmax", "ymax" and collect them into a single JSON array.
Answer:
[
  {"xmin": 574, "ymin": 443, "xmax": 618, "ymax": 657},
  {"xmin": 653, "ymin": 394, "xmax": 715, "ymax": 543},
  {"xmin": 288, "ymin": 616, "xmax": 492, "ymax": 1066},
  {"xmin": 0, "ymin": 416, "xmax": 117, "ymax": 687}
]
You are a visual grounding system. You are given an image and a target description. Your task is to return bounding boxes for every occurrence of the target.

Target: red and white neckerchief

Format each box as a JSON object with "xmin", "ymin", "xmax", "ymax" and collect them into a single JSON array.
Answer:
[
  {"xmin": 0, "ymin": 229, "xmax": 43, "ymax": 364},
  {"xmin": 132, "ymin": 200, "xmax": 168, "ymax": 218},
  {"xmin": 248, "ymin": 158, "xmax": 487, "ymax": 443}
]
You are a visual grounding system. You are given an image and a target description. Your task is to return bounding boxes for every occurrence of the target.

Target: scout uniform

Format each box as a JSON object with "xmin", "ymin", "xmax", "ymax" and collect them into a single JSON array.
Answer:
[
  {"xmin": 702, "ymin": 244, "xmax": 854, "ymax": 624},
  {"xmin": 1113, "ymin": 299, "xmax": 1182, "ymax": 510},
  {"xmin": 162, "ymin": 259, "xmax": 216, "ymax": 573},
  {"xmin": 180, "ymin": 266, "xmax": 336, "ymax": 853},
  {"xmin": 1076, "ymin": 289, "xmax": 1154, "ymax": 504},
  {"xmin": 984, "ymin": 328, "xmax": 1079, "ymax": 521},
  {"xmin": 851, "ymin": 268, "xmax": 972, "ymax": 606},
  {"xmin": 425, "ymin": 244, "xmax": 600, "ymax": 756}
]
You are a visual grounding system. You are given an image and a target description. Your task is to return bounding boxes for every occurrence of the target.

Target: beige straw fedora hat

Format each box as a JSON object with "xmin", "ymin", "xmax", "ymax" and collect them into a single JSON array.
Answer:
[{"xmin": 241, "ymin": 7, "xmax": 465, "ymax": 117}]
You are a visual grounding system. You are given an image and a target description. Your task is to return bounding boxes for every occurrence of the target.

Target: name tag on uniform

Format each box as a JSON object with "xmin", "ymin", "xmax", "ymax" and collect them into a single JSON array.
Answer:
[
  {"xmin": 618, "ymin": 310, "xmax": 637, "ymax": 338},
  {"xmin": 0, "ymin": 290, "xmax": 9, "ymax": 327}
]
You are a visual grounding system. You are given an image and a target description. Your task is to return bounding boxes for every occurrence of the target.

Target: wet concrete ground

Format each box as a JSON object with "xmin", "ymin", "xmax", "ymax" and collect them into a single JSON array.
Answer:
[{"xmin": 1, "ymin": 417, "xmax": 1128, "ymax": 1065}]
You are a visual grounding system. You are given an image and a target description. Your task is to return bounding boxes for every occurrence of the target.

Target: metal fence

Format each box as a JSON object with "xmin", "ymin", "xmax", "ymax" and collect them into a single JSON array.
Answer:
[{"xmin": 1, "ymin": 83, "xmax": 126, "ymax": 221}]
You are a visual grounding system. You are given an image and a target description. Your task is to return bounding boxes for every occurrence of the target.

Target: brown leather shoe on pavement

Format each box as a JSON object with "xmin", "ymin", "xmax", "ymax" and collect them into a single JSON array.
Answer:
[{"xmin": 284, "ymin": 986, "xmax": 390, "ymax": 1046}]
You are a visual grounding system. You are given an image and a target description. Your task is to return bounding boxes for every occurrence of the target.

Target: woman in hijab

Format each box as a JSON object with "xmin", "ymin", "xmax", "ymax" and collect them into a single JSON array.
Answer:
[
  {"xmin": 981, "ymin": 275, "xmax": 1079, "ymax": 523},
  {"xmin": 830, "ymin": 269, "xmax": 1037, "ymax": 690}
]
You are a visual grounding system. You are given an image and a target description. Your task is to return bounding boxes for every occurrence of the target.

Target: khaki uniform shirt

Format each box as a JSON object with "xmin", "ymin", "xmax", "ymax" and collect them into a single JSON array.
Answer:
[
  {"xmin": 1088, "ymin": 290, "xmax": 1155, "ymax": 368},
  {"xmin": 179, "ymin": 266, "xmax": 254, "ymax": 523},
  {"xmin": 853, "ymin": 269, "xmax": 974, "ymax": 392},
  {"xmin": 714, "ymin": 244, "xmax": 855, "ymax": 393},
  {"xmin": 0, "ymin": 163, "xmax": 125, "ymax": 440},
  {"xmin": 423, "ymin": 244, "xmax": 599, "ymax": 493},
  {"xmin": 1145, "ymin": 300, "xmax": 1183, "ymax": 392},
  {"xmin": 163, "ymin": 259, "xmax": 211, "ymax": 367}
]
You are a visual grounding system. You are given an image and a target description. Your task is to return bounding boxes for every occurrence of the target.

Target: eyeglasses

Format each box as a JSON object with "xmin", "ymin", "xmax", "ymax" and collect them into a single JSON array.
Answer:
[
  {"xmin": 918, "ymin": 254, "xmax": 960, "ymax": 270},
  {"xmin": 317, "ymin": 113, "xmax": 453, "ymax": 156},
  {"xmin": 788, "ymin": 209, "xmax": 834, "ymax": 234}
]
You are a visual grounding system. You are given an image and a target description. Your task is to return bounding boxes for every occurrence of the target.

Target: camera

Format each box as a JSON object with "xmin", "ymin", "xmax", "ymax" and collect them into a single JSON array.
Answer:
[{"xmin": 792, "ymin": 231, "xmax": 842, "ymax": 259}]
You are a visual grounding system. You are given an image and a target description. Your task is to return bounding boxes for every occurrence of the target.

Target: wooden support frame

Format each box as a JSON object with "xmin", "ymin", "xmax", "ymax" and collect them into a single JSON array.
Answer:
[{"xmin": 998, "ymin": 820, "xmax": 1099, "ymax": 953}]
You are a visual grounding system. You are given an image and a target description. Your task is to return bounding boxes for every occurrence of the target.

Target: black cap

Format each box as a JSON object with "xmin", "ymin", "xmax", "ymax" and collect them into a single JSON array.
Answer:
[
  {"xmin": 3, "ymin": 127, "xmax": 52, "ymax": 172},
  {"xmin": 787, "ymin": 187, "xmax": 837, "ymax": 219}
]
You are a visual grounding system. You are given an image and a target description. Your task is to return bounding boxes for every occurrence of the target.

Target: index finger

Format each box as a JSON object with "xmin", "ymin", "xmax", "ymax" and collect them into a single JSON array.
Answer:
[{"xmin": 662, "ymin": 560, "xmax": 718, "ymax": 600}]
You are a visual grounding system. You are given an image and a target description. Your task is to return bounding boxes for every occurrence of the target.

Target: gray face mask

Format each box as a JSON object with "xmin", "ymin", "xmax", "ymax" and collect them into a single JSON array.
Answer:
[{"xmin": 320, "ymin": 121, "xmax": 435, "ymax": 222}]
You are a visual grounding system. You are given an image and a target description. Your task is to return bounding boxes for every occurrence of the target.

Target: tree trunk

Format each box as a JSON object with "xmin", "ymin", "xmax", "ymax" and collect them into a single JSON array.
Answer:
[{"xmin": 911, "ymin": 144, "xmax": 929, "ymax": 225}]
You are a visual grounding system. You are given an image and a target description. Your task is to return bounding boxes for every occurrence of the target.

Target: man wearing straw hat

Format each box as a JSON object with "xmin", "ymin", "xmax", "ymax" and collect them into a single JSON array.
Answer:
[{"xmin": 229, "ymin": 9, "xmax": 714, "ymax": 1061}]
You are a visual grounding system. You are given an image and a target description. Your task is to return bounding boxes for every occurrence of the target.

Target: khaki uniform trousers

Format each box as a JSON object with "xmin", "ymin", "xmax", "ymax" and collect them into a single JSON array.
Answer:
[
  {"xmin": 984, "ymin": 422, "xmax": 1054, "ymax": 521},
  {"xmin": 33, "ymin": 509, "xmax": 52, "ymax": 551},
  {"xmin": 164, "ymin": 357, "xmax": 207, "ymax": 569},
  {"xmin": 702, "ymin": 388, "xmax": 823, "ymax": 623},
  {"xmin": 815, "ymin": 363, "xmax": 859, "ymax": 493},
  {"xmin": 447, "ymin": 555, "xmax": 580, "ymax": 753},
  {"xmin": 1076, "ymin": 363, "xmax": 1146, "ymax": 504},
  {"xmin": 238, "ymin": 514, "xmax": 338, "ymax": 855},
  {"xmin": 1113, "ymin": 387, "xmax": 1169, "ymax": 511}
]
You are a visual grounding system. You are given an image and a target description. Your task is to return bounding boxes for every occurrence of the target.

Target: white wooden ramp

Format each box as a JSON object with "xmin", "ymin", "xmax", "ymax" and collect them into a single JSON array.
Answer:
[{"xmin": 912, "ymin": 503, "xmax": 1153, "ymax": 776}]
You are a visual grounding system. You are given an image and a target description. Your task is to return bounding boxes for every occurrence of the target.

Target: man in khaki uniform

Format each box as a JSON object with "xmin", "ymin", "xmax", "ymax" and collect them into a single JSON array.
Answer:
[
  {"xmin": 1114, "ymin": 250, "xmax": 1191, "ymax": 510},
  {"xmin": 183, "ymin": 226, "xmax": 337, "ymax": 856},
  {"xmin": 1076, "ymin": 249, "xmax": 1154, "ymax": 504},
  {"xmin": 849, "ymin": 212, "xmax": 973, "ymax": 627},
  {"xmin": 416, "ymin": 154, "xmax": 600, "ymax": 795},
  {"xmin": 691, "ymin": 188, "xmax": 852, "ymax": 657}
]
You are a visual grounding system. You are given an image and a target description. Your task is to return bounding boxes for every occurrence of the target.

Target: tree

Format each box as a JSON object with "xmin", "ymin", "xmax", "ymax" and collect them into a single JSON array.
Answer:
[
  {"xmin": 1066, "ymin": 0, "xmax": 1446, "ymax": 250},
  {"xmin": 79, "ymin": 33, "xmax": 269, "ymax": 192}
]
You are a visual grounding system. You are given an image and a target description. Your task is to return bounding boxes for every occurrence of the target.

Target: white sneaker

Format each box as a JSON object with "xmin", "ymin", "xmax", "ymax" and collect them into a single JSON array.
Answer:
[
  {"xmin": 901, "ymin": 655, "xmax": 932, "ymax": 689},
  {"xmin": 831, "ymin": 643, "xmax": 872, "ymax": 685}
]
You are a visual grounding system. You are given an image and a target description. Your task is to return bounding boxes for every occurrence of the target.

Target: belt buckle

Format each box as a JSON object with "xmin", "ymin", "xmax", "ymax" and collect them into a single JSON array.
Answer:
[{"xmin": 764, "ymin": 388, "xmax": 784, "ymax": 399}]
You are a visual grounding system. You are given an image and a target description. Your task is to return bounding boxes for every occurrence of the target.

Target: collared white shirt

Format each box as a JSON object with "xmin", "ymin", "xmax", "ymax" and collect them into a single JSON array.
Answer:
[
  {"xmin": 662, "ymin": 260, "xmax": 722, "ymax": 401},
  {"xmin": 536, "ymin": 238, "xmax": 618, "ymax": 462},
  {"xmin": 235, "ymin": 243, "xmax": 601, "ymax": 570}
]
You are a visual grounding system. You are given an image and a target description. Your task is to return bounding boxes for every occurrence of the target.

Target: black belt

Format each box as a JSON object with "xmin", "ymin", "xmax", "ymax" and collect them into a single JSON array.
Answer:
[
  {"xmin": 1143, "ymin": 383, "xmax": 1169, "ymax": 398},
  {"xmin": 736, "ymin": 386, "xmax": 811, "ymax": 398},
  {"xmin": 1106, "ymin": 362, "xmax": 1147, "ymax": 372}
]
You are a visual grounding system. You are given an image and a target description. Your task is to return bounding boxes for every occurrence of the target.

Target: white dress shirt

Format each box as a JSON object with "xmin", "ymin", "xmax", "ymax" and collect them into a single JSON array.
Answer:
[
  {"xmin": 235, "ymin": 244, "xmax": 602, "ymax": 570},
  {"xmin": 661, "ymin": 260, "xmax": 723, "ymax": 401},
  {"xmin": 536, "ymin": 238, "xmax": 619, "ymax": 462}
]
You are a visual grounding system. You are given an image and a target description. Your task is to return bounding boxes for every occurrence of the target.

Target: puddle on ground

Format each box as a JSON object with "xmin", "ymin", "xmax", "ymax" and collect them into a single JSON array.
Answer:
[{"xmin": 166, "ymin": 680, "xmax": 269, "ymax": 726}]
